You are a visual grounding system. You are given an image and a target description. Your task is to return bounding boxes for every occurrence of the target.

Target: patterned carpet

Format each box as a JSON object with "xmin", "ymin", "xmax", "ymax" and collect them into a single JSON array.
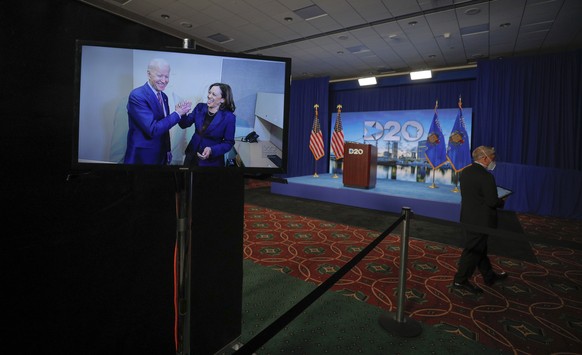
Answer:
[{"xmin": 242, "ymin": 182, "xmax": 582, "ymax": 354}]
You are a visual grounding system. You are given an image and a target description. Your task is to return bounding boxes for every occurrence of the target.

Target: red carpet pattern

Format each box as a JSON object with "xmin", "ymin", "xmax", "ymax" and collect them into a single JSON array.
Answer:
[{"xmin": 243, "ymin": 204, "xmax": 582, "ymax": 354}]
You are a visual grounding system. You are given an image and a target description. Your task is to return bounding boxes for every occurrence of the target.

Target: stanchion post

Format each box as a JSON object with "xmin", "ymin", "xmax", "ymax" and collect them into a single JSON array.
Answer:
[
  {"xmin": 378, "ymin": 207, "xmax": 422, "ymax": 337},
  {"xmin": 175, "ymin": 171, "xmax": 193, "ymax": 354}
]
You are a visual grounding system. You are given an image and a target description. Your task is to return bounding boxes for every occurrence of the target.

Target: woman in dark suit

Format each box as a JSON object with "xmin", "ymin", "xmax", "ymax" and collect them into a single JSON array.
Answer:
[
  {"xmin": 179, "ymin": 83, "xmax": 236, "ymax": 167},
  {"xmin": 452, "ymin": 146, "xmax": 508, "ymax": 294}
]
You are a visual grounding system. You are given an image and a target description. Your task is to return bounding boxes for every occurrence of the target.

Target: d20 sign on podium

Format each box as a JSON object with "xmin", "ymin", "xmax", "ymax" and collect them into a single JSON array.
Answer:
[{"xmin": 343, "ymin": 142, "xmax": 377, "ymax": 189}]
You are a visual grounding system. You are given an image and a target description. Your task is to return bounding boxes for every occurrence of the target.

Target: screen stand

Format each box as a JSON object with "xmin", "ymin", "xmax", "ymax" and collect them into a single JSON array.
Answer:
[
  {"xmin": 175, "ymin": 38, "xmax": 195, "ymax": 355},
  {"xmin": 175, "ymin": 171, "xmax": 193, "ymax": 355}
]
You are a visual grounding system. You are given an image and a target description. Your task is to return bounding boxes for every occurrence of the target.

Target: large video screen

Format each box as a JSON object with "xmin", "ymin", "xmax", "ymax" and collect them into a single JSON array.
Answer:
[{"xmin": 72, "ymin": 40, "xmax": 291, "ymax": 173}]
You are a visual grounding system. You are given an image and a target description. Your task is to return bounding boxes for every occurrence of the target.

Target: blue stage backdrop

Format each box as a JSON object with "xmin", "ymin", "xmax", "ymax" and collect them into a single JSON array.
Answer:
[{"xmin": 329, "ymin": 108, "xmax": 472, "ymax": 186}]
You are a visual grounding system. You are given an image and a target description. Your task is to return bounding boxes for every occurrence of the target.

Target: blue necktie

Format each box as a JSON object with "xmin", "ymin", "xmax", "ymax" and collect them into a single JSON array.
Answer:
[{"xmin": 156, "ymin": 92, "xmax": 164, "ymax": 108}]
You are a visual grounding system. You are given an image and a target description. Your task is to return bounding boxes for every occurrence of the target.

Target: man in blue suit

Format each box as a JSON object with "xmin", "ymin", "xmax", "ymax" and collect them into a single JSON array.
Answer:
[{"xmin": 124, "ymin": 58, "xmax": 191, "ymax": 165}]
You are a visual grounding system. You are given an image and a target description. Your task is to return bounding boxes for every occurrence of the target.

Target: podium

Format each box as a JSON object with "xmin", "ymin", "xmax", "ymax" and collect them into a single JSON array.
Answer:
[{"xmin": 343, "ymin": 142, "xmax": 377, "ymax": 189}]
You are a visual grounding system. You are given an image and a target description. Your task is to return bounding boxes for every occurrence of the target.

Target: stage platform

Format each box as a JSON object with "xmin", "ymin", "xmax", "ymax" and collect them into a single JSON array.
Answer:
[{"xmin": 271, "ymin": 173, "xmax": 461, "ymax": 222}]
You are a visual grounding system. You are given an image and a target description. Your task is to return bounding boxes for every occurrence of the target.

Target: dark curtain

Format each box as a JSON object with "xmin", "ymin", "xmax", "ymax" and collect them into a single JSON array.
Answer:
[
  {"xmin": 475, "ymin": 51, "xmax": 582, "ymax": 170},
  {"xmin": 475, "ymin": 51, "xmax": 582, "ymax": 220},
  {"xmin": 285, "ymin": 77, "xmax": 330, "ymax": 177}
]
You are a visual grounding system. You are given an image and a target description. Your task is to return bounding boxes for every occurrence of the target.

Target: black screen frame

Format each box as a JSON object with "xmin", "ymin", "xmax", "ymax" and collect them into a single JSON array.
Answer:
[{"xmin": 72, "ymin": 39, "xmax": 291, "ymax": 174}]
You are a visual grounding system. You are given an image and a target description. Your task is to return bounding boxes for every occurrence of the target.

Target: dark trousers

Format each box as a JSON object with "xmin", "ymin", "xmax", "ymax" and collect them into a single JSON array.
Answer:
[{"xmin": 454, "ymin": 231, "xmax": 494, "ymax": 284}]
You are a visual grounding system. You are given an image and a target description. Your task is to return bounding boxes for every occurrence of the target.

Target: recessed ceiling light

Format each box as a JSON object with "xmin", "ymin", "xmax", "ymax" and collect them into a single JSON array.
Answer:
[
  {"xmin": 464, "ymin": 8, "xmax": 481, "ymax": 16},
  {"xmin": 180, "ymin": 22, "xmax": 192, "ymax": 28},
  {"xmin": 284, "ymin": 17, "xmax": 293, "ymax": 22},
  {"xmin": 161, "ymin": 14, "xmax": 170, "ymax": 20},
  {"xmin": 337, "ymin": 50, "xmax": 344, "ymax": 54},
  {"xmin": 408, "ymin": 21, "xmax": 418, "ymax": 26},
  {"xmin": 428, "ymin": 54, "xmax": 436, "ymax": 58},
  {"xmin": 500, "ymin": 23, "xmax": 511, "ymax": 28},
  {"xmin": 338, "ymin": 35, "xmax": 349, "ymax": 40}
]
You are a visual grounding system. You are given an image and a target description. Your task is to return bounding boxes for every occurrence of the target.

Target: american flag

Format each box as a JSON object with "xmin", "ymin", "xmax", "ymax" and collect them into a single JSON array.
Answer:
[
  {"xmin": 309, "ymin": 104, "xmax": 325, "ymax": 160},
  {"xmin": 331, "ymin": 104, "xmax": 344, "ymax": 159}
]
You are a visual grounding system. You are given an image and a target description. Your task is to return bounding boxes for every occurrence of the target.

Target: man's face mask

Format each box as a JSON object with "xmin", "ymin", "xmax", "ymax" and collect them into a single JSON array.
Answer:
[{"xmin": 485, "ymin": 153, "xmax": 496, "ymax": 171}]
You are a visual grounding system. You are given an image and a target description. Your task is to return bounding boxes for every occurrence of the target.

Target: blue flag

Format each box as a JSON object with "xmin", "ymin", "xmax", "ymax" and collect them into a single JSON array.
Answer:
[
  {"xmin": 425, "ymin": 108, "xmax": 447, "ymax": 168},
  {"xmin": 446, "ymin": 98, "xmax": 472, "ymax": 172}
]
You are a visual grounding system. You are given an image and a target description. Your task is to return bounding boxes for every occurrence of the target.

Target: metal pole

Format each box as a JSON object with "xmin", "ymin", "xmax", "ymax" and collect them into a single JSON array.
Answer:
[
  {"xmin": 378, "ymin": 207, "xmax": 422, "ymax": 337},
  {"xmin": 175, "ymin": 38, "xmax": 195, "ymax": 355},
  {"xmin": 175, "ymin": 171, "xmax": 193, "ymax": 355},
  {"xmin": 395, "ymin": 207, "xmax": 411, "ymax": 322}
]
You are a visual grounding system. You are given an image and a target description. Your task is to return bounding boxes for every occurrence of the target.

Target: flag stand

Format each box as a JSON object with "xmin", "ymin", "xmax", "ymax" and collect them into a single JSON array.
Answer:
[
  {"xmin": 451, "ymin": 171, "xmax": 460, "ymax": 192},
  {"xmin": 428, "ymin": 169, "xmax": 438, "ymax": 189},
  {"xmin": 332, "ymin": 159, "xmax": 342, "ymax": 178},
  {"xmin": 313, "ymin": 161, "xmax": 319, "ymax": 178}
]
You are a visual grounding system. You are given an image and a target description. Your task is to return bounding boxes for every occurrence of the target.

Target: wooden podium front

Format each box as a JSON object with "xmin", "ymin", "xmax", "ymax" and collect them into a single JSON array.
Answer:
[{"xmin": 343, "ymin": 142, "xmax": 377, "ymax": 189}]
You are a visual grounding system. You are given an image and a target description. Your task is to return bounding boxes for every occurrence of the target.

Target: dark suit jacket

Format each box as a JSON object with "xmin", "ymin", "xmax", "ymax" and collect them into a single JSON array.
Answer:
[
  {"xmin": 124, "ymin": 82, "xmax": 180, "ymax": 164},
  {"xmin": 459, "ymin": 162, "xmax": 504, "ymax": 228},
  {"xmin": 178, "ymin": 103, "xmax": 236, "ymax": 167}
]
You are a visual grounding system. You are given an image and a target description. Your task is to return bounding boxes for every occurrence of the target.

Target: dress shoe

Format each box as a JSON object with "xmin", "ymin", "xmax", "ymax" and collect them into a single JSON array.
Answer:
[
  {"xmin": 452, "ymin": 281, "xmax": 484, "ymax": 294},
  {"xmin": 485, "ymin": 272, "xmax": 508, "ymax": 286}
]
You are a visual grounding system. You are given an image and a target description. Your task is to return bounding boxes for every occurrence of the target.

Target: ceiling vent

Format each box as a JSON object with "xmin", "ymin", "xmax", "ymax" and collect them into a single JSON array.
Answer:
[
  {"xmin": 293, "ymin": 5, "xmax": 328, "ymax": 21},
  {"xmin": 460, "ymin": 23, "xmax": 489, "ymax": 36},
  {"xmin": 346, "ymin": 45, "xmax": 370, "ymax": 54},
  {"xmin": 207, "ymin": 33, "xmax": 233, "ymax": 44}
]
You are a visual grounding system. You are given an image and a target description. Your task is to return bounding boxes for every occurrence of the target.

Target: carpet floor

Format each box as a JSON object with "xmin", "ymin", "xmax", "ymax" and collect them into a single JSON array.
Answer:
[{"xmin": 236, "ymin": 183, "xmax": 582, "ymax": 354}]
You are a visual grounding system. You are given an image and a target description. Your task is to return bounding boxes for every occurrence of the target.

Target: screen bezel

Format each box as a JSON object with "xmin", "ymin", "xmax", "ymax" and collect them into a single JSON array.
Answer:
[{"xmin": 72, "ymin": 39, "xmax": 291, "ymax": 174}]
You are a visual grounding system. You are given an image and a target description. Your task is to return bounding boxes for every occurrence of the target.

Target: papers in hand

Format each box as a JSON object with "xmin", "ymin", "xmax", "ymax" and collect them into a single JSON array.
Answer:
[{"xmin": 497, "ymin": 186, "xmax": 513, "ymax": 199}]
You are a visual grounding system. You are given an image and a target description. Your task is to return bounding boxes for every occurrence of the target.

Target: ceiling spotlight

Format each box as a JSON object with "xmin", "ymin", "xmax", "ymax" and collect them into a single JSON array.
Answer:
[
  {"xmin": 284, "ymin": 17, "xmax": 293, "ymax": 22},
  {"xmin": 358, "ymin": 76, "xmax": 377, "ymax": 86},
  {"xmin": 428, "ymin": 54, "xmax": 436, "ymax": 58},
  {"xmin": 410, "ymin": 70, "xmax": 432, "ymax": 80},
  {"xmin": 408, "ymin": 21, "xmax": 418, "ymax": 26},
  {"xmin": 161, "ymin": 14, "xmax": 170, "ymax": 20},
  {"xmin": 500, "ymin": 23, "xmax": 511, "ymax": 28},
  {"xmin": 180, "ymin": 21, "xmax": 192, "ymax": 28}
]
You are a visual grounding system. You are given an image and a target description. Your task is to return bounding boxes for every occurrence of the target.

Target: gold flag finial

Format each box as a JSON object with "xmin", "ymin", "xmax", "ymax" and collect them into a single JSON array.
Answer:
[
  {"xmin": 336, "ymin": 104, "xmax": 342, "ymax": 111},
  {"xmin": 314, "ymin": 104, "xmax": 319, "ymax": 109}
]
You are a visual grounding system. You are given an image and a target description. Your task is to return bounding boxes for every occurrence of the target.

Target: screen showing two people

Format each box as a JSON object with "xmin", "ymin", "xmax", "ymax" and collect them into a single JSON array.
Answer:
[{"xmin": 74, "ymin": 41, "xmax": 290, "ymax": 173}]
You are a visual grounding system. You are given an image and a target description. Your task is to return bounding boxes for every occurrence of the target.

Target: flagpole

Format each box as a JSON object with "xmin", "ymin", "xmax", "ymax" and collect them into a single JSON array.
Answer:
[
  {"xmin": 312, "ymin": 104, "xmax": 320, "ymax": 178},
  {"xmin": 450, "ymin": 95, "xmax": 464, "ymax": 193},
  {"xmin": 332, "ymin": 104, "xmax": 343, "ymax": 179},
  {"xmin": 427, "ymin": 100, "xmax": 439, "ymax": 189}
]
